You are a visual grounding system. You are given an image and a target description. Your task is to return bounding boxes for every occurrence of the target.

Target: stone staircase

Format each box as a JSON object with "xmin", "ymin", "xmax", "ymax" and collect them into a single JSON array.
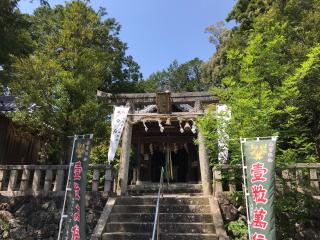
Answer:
[{"xmin": 102, "ymin": 194, "xmax": 219, "ymax": 240}]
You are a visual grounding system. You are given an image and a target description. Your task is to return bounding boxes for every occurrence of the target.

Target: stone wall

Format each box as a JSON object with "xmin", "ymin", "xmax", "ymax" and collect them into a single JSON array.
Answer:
[
  {"xmin": 0, "ymin": 193, "xmax": 107, "ymax": 240},
  {"xmin": 216, "ymin": 192, "xmax": 320, "ymax": 239}
]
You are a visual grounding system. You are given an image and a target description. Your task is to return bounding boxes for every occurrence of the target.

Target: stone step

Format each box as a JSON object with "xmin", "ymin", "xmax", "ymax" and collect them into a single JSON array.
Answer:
[
  {"xmin": 128, "ymin": 183, "xmax": 203, "ymax": 194},
  {"xmin": 112, "ymin": 204, "xmax": 211, "ymax": 214},
  {"xmin": 102, "ymin": 232, "xmax": 218, "ymax": 240},
  {"xmin": 104, "ymin": 222, "xmax": 216, "ymax": 234},
  {"xmin": 108, "ymin": 213, "xmax": 213, "ymax": 223},
  {"xmin": 115, "ymin": 196, "xmax": 209, "ymax": 205},
  {"xmin": 128, "ymin": 189, "xmax": 203, "ymax": 194}
]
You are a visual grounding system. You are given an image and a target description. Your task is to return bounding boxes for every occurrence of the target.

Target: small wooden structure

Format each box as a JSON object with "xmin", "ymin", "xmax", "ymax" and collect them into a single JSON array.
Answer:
[
  {"xmin": 98, "ymin": 91, "xmax": 219, "ymax": 195},
  {"xmin": 0, "ymin": 113, "xmax": 42, "ymax": 165}
]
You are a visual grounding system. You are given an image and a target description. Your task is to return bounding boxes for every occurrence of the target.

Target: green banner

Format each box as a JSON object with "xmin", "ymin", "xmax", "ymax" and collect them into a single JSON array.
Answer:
[
  {"xmin": 243, "ymin": 138, "xmax": 277, "ymax": 240},
  {"xmin": 66, "ymin": 135, "xmax": 93, "ymax": 240}
]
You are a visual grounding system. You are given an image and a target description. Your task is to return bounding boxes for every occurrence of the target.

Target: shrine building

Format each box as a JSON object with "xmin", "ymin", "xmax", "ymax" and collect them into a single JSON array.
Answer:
[{"xmin": 97, "ymin": 91, "xmax": 218, "ymax": 195}]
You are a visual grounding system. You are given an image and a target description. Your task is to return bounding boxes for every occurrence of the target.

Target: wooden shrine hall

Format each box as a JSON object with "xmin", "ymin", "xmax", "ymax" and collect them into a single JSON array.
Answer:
[{"xmin": 97, "ymin": 90, "xmax": 219, "ymax": 195}]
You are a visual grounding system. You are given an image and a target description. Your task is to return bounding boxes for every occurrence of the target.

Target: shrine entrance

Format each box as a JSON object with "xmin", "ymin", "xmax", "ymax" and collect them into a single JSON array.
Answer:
[
  {"xmin": 131, "ymin": 121, "xmax": 200, "ymax": 184},
  {"xmin": 97, "ymin": 90, "xmax": 219, "ymax": 195}
]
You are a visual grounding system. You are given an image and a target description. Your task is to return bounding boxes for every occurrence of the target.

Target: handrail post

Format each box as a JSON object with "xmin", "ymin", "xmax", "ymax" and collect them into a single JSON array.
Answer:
[
  {"xmin": 157, "ymin": 213, "xmax": 160, "ymax": 240},
  {"xmin": 151, "ymin": 167, "xmax": 164, "ymax": 240}
]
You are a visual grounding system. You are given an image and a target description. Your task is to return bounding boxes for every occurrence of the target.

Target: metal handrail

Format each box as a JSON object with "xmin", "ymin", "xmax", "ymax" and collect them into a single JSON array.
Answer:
[{"xmin": 151, "ymin": 167, "xmax": 164, "ymax": 240}]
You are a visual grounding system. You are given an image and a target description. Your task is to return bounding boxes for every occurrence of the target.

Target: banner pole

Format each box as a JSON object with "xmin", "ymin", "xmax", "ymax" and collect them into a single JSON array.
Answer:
[
  {"xmin": 240, "ymin": 137, "xmax": 251, "ymax": 239},
  {"xmin": 57, "ymin": 135, "xmax": 77, "ymax": 240}
]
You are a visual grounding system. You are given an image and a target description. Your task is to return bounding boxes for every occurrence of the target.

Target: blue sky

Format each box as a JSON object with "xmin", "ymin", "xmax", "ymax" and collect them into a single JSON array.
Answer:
[{"xmin": 18, "ymin": 0, "xmax": 236, "ymax": 78}]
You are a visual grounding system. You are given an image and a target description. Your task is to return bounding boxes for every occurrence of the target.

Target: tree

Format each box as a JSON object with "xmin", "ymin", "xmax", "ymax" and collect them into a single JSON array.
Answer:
[
  {"xmin": 0, "ymin": 0, "xmax": 32, "ymax": 91},
  {"xmin": 201, "ymin": 0, "xmax": 320, "ymax": 163},
  {"xmin": 140, "ymin": 58, "xmax": 205, "ymax": 92},
  {"xmin": 205, "ymin": 21, "xmax": 230, "ymax": 48},
  {"xmin": 10, "ymin": 1, "xmax": 142, "ymax": 163}
]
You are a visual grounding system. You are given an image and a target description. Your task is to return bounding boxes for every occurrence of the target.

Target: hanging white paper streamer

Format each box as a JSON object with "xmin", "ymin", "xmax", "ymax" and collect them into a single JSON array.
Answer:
[
  {"xmin": 107, "ymin": 106, "xmax": 130, "ymax": 163},
  {"xmin": 217, "ymin": 104, "xmax": 231, "ymax": 164}
]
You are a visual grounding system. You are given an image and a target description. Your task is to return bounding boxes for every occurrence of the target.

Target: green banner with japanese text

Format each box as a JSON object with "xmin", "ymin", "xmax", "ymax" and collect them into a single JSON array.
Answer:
[
  {"xmin": 66, "ymin": 135, "xmax": 93, "ymax": 240},
  {"xmin": 243, "ymin": 138, "xmax": 277, "ymax": 240}
]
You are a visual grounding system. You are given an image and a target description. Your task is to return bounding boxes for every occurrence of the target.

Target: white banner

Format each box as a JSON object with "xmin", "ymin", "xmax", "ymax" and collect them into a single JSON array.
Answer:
[
  {"xmin": 108, "ymin": 106, "xmax": 130, "ymax": 163},
  {"xmin": 217, "ymin": 104, "xmax": 231, "ymax": 164}
]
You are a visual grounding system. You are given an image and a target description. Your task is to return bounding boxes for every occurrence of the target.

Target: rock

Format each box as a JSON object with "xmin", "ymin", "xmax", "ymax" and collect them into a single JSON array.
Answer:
[
  {"xmin": 47, "ymin": 200, "xmax": 57, "ymax": 212},
  {"xmin": 15, "ymin": 204, "xmax": 32, "ymax": 217},
  {"xmin": 1, "ymin": 194, "xmax": 107, "ymax": 240},
  {"xmin": 0, "ymin": 203, "xmax": 10, "ymax": 211},
  {"xmin": 300, "ymin": 229, "xmax": 320, "ymax": 239},
  {"xmin": 86, "ymin": 212, "xmax": 95, "ymax": 224},
  {"xmin": 0, "ymin": 210, "xmax": 14, "ymax": 221},
  {"xmin": 221, "ymin": 205, "xmax": 239, "ymax": 221},
  {"xmin": 10, "ymin": 225, "xmax": 28, "ymax": 239},
  {"xmin": 41, "ymin": 202, "xmax": 50, "ymax": 210}
]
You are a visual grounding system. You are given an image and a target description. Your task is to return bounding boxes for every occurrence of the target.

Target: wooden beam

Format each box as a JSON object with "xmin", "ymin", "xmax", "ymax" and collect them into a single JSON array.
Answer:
[
  {"xmin": 133, "ymin": 136, "xmax": 195, "ymax": 143},
  {"xmin": 97, "ymin": 90, "xmax": 219, "ymax": 105},
  {"xmin": 129, "ymin": 112, "xmax": 204, "ymax": 123}
]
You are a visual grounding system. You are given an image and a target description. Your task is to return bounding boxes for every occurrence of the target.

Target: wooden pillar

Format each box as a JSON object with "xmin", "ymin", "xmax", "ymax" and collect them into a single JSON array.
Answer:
[
  {"xmin": 117, "ymin": 104, "xmax": 133, "ymax": 195},
  {"xmin": 195, "ymin": 101, "xmax": 212, "ymax": 195},
  {"xmin": 136, "ymin": 137, "xmax": 142, "ymax": 184}
]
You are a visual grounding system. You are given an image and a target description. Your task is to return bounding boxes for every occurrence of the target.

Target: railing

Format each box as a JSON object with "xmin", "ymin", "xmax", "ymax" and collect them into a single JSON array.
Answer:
[
  {"xmin": 0, "ymin": 164, "xmax": 114, "ymax": 196},
  {"xmin": 213, "ymin": 163, "xmax": 320, "ymax": 195},
  {"xmin": 151, "ymin": 167, "xmax": 164, "ymax": 240}
]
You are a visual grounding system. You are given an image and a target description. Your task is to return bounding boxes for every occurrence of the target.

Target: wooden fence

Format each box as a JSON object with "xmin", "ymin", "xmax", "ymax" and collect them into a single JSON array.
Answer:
[
  {"xmin": 0, "ymin": 164, "xmax": 114, "ymax": 196},
  {"xmin": 213, "ymin": 163, "xmax": 320, "ymax": 196},
  {"xmin": 0, "ymin": 113, "xmax": 42, "ymax": 165}
]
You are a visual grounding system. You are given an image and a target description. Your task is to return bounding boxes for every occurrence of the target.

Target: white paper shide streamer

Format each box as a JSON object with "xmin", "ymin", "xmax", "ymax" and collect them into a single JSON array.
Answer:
[
  {"xmin": 108, "ymin": 106, "xmax": 130, "ymax": 163},
  {"xmin": 217, "ymin": 104, "xmax": 231, "ymax": 164}
]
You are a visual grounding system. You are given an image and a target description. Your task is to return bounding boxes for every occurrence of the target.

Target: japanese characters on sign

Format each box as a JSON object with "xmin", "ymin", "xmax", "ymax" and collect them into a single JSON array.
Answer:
[
  {"xmin": 108, "ymin": 106, "xmax": 130, "ymax": 163},
  {"xmin": 66, "ymin": 135, "xmax": 92, "ymax": 240},
  {"xmin": 243, "ymin": 138, "xmax": 277, "ymax": 240}
]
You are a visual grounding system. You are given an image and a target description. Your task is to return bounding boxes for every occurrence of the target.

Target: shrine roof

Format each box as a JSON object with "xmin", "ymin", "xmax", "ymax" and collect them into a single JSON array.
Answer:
[{"xmin": 97, "ymin": 90, "xmax": 218, "ymax": 105}]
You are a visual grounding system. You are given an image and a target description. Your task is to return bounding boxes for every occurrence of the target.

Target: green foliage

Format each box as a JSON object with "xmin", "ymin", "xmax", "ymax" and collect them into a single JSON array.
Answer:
[
  {"xmin": 7, "ymin": 1, "xmax": 142, "ymax": 162},
  {"xmin": 201, "ymin": 0, "xmax": 320, "ymax": 163},
  {"xmin": 197, "ymin": 106, "xmax": 231, "ymax": 165},
  {"xmin": 140, "ymin": 58, "xmax": 206, "ymax": 92},
  {"xmin": 230, "ymin": 191, "xmax": 244, "ymax": 206},
  {"xmin": 226, "ymin": 219, "xmax": 248, "ymax": 240},
  {"xmin": 0, "ymin": 219, "xmax": 9, "ymax": 239},
  {"xmin": 0, "ymin": 0, "xmax": 33, "ymax": 90},
  {"xmin": 275, "ymin": 191, "xmax": 320, "ymax": 239},
  {"xmin": 205, "ymin": 21, "xmax": 230, "ymax": 47}
]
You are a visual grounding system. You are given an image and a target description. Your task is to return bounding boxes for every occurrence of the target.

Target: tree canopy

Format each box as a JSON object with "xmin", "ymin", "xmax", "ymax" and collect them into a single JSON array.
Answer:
[
  {"xmin": 4, "ymin": 1, "xmax": 142, "ymax": 163},
  {"xmin": 140, "ymin": 58, "xmax": 206, "ymax": 92},
  {"xmin": 200, "ymin": 0, "xmax": 320, "ymax": 164}
]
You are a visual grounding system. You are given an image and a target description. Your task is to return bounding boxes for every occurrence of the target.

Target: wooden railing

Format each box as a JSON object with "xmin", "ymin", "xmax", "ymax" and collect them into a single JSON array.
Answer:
[
  {"xmin": 213, "ymin": 163, "xmax": 320, "ymax": 195},
  {"xmin": 0, "ymin": 164, "xmax": 114, "ymax": 196}
]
